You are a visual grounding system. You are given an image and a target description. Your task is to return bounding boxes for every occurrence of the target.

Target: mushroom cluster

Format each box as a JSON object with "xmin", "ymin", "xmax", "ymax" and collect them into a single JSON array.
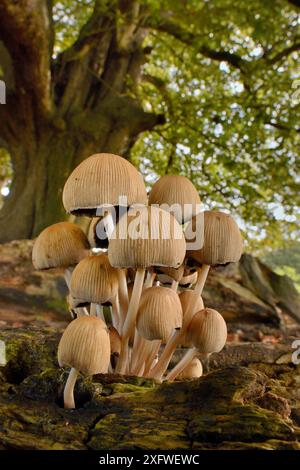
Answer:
[{"xmin": 32, "ymin": 153, "xmax": 243, "ymax": 408}]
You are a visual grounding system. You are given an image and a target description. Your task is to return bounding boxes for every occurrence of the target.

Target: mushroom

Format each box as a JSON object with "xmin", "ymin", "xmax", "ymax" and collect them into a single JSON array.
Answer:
[
  {"xmin": 176, "ymin": 357, "xmax": 203, "ymax": 380},
  {"xmin": 32, "ymin": 221, "xmax": 90, "ymax": 286},
  {"xmin": 166, "ymin": 308, "xmax": 227, "ymax": 381},
  {"xmin": 149, "ymin": 175, "xmax": 201, "ymax": 224},
  {"xmin": 108, "ymin": 205, "xmax": 186, "ymax": 374},
  {"xmin": 148, "ymin": 210, "xmax": 242, "ymax": 381},
  {"xmin": 69, "ymin": 254, "xmax": 120, "ymax": 329},
  {"xmin": 57, "ymin": 316, "xmax": 110, "ymax": 409},
  {"xmin": 179, "ymin": 268, "xmax": 198, "ymax": 287},
  {"xmin": 63, "ymin": 153, "xmax": 145, "ymax": 320},
  {"xmin": 179, "ymin": 290, "xmax": 204, "ymax": 347},
  {"xmin": 131, "ymin": 286, "xmax": 182, "ymax": 375}
]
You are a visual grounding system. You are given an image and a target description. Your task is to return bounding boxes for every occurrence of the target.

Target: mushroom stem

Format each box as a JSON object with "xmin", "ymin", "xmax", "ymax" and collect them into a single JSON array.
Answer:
[
  {"xmin": 116, "ymin": 268, "xmax": 146, "ymax": 374},
  {"xmin": 95, "ymin": 304, "xmax": 105, "ymax": 321},
  {"xmin": 102, "ymin": 211, "xmax": 115, "ymax": 239},
  {"xmin": 171, "ymin": 279, "xmax": 179, "ymax": 291},
  {"xmin": 130, "ymin": 337, "xmax": 151, "ymax": 375},
  {"xmin": 165, "ymin": 348, "xmax": 198, "ymax": 382},
  {"xmin": 147, "ymin": 264, "xmax": 210, "ymax": 381},
  {"xmin": 63, "ymin": 367, "xmax": 79, "ymax": 409},
  {"xmin": 117, "ymin": 269, "xmax": 129, "ymax": 329},
  {"xmin": 144, "ymin": 271, "xmax": 156, "ymax": 289},
  {"xmin": 143, "ymin": 340, "xmax": 161, "ymax": 376},
  {"xmin": 64, "ymin": 267, "xmax": 73, "ymax": 289},
  {"xmin": 111, "ymin": 295, "xmax": 121, "ymax": 332}
]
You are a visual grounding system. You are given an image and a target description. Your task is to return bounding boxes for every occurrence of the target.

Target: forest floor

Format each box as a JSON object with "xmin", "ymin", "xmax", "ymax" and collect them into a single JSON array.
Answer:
[{"xmin": 0, "ymin": 240, "xmax": 300, "ymax": 450}]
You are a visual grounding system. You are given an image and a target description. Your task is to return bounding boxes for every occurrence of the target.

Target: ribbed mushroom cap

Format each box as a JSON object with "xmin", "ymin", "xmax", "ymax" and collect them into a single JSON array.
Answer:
[
  {"xmin": 176, "ymin": 358, "xmax": 203, "ymax": 380},
  {"xmin": 148, "ymin": 175, "xmax": 201, "ymax": 224},
  {"xmin": 58, "ymin": 316, "xmax": 110, "ymax": 375},
  {"xmin": 108, "ymin": 206, "xmax": 186, "ymax": 269},
  {"xmin": 63, "ymin": 153, "xmax": 148, "ymax": 215},
  {"xmin": 186, "ymin": 211, "xmax": 243, "ymax": 266},
  {"xmin": 186, "ymin": 308, "xmax": 227, "ymax": 353},
  {"xmin": 32, "ymin": 222, "xmax": 90, "ymax": 270},
  {"xmin": 109, "ymin": 326, "xmax": 121, "ymax": 355},
  {"xmin": 136, "ymin": 286, "xmax": 182, "ymax": 343},
  {"xmin": 179, "ymin": 290, "xmax": 204, "ymax": 347},
  {"xmin": 70, "ymin": 254, "xmax": 119, "ymax": 305}
]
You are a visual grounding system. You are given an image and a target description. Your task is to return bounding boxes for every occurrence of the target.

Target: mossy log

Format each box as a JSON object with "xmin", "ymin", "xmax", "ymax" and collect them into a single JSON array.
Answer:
[{"xmin": 0, "ymin": 327, "xmax": 299, "ymax": 450}]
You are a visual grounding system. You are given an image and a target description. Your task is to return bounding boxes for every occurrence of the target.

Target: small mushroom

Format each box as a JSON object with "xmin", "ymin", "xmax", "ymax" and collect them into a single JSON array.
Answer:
[
  {"xmin": 176, "ymin": 358, "xmax": 203, "ymax": 380},
  {"xmin": 149, "ymin": 175, "xmax": 201, "ymax": 224},
  {"xmin": 108, "ymin": 205, "xmax": 186, "ymax": 374},
  {"xmin": 69, "ymin": 254, "xmax": 120, "ymax": 329},
  {"xmin": 32, "ymin": 221, "xmax": 90, "ymax": 286},
  {"xmin": 58, "ymin": 316, "xmax": 110, "ymax": 409},
  {"xmin": 166, "ymin": 308, "xmax": 227, "ymax": 382}
]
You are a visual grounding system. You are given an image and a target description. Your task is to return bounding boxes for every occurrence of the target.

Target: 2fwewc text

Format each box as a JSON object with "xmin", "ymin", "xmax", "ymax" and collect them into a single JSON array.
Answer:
[{"xmin": 99, "ymin": 454, "xmax": 200, "ymax": 467}]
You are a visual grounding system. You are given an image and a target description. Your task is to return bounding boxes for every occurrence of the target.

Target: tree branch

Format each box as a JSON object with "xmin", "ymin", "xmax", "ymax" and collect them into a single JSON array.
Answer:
[
  {"xmin": 0, "ymin": 0, "xmax": 53, "ymax": 115},
  {"xmin": 266, "ymin": 39, "xmax": 300, "ymax": 64}
]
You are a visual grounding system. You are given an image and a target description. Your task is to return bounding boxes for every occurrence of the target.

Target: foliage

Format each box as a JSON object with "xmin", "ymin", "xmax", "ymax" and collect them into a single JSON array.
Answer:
[{"xmin": 263, "ymin": 241, "xmax": 300, "ymax": 291}]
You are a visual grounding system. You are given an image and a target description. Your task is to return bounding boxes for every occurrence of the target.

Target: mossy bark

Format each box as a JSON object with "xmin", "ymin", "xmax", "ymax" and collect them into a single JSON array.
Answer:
[{"xmin": 0, "ymin": 326, "xmax": 300, "ymax": 450}]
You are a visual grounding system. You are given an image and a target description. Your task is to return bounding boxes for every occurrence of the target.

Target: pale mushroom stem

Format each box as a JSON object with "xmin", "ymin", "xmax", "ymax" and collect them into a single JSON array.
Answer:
[
  {"xmin": 131, "ymin": 338, "xmax": 150, "ymax": 375},
  {"xmin": 171, "ymin": 279, "xmax": 179, "ymax": 291},
  {"xmin": 130, "ymin": 332, "xmax": 144, "ymax": 372},
  {"xmin": 90, "ymin": 303, "xmax": 97, "ymax": 317},
  {"xmin": 95, "ymin": 304, "xmax": 105, "ymax": 321},
  {"xmin": 111, "ymin": 295, "xmax": 121, "ymax": 332},
  {"xmin": 64, "ymin": 367, "xmax": 79, "ymax": 409},
  {"xmin": 143, "ymin": 340, "xmax": 161, "ymax": 376},
  {"xmin": 115, "ymin": 268, "xmax": 146, "ymax": 374},
  {"xmin": 165, "ymin": 348, "xmax": 198, "ymax": 382},
  {"xmin": 144, "ymin": 271, "xmax": 156, "ymax": 289},
  {"xmin": 117, "ymin": 269, "xmax": 129, "ymax": 329},
  {"xmin": 147, "ymin": 264, "xmax": 210, "ymax": 381},
  {"xmin": 64, "ymin": 267, "xmax": 73, "ymax": 289}
]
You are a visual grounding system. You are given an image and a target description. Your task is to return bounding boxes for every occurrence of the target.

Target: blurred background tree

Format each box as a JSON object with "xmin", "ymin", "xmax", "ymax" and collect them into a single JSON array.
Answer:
[{"xmin": 0, "ymin": 0, "xmax": 299, "ymax": 249}]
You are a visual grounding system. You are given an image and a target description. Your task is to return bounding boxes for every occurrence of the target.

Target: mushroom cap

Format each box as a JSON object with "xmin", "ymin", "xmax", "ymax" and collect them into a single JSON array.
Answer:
[
  {"xmin": 63, "ymin": 153, "xmax": 148, "ymax": 215},
  {"xmin": 179, "ymin": 290, "xmax": 204, "ymax": 347},
  {"xmin": 58, "ymin": 316, "xmax": 110, "ymax": 375},
  {"xmin": 186, "ymin": 308, "xmax": 227, "ymax": 353},
  {"xmin": 70, "ymin": 254, "xmax": 119, "ymax": 305},
  {"xmin": 109, "ymin": 326, "xmax": 121, "ymax": 355},
  {"xmin": 176, "ymin": 358, "xmax": 203, "ymax": 380},
  {"xmin": 186, "ymin": 211, "xmax": 243, "ymax": 266},
  {"xmin": 148, "ymin": 175, "xmax": 201, "ymax": 224},
  {"xmin": 32, "ymin": 222, "xmax": 90, "ymax": 270},
  {"xmin": 108, "ymin": 206, "xmax": 186, "ymax": 269},
  {"xmin": 136, "ymin": 286, "xmax": 182, "ymax": 343}
]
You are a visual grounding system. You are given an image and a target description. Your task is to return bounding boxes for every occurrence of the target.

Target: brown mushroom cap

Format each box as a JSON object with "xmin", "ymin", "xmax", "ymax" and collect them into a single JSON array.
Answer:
[
  {"xmin": 136, "ymin": 286, "xmax": 182, "ymax": 343},
  {"xmin": 32, "ymin": 222, "xmax": 90, "ymax": 270},
  {"xmin": 58, "ymin": 316, "xmax": 110, "ymax": 375},
  {"xmin": 70, "ymin": 254, "xmax": 119, "ymax": 305},
  {"xmin": 108, "ymin": 206, "xmax": 186, "ymax": 269},
  {"xmin": 186, "ymin": 211, "xmax": 243, "ymax": 266},
  {"xmin": 148, "ymin": 175, "xmax": 201, "ymax": 224},
  {"xmin": 186, "ymin": 308, "xmax": 227, "ymax": 353},
  {"xmin": 179, "ymin": 290, "xmax": 204, "ymax": 347},
  {"xmin": 154, "ymin": 264, "xmax": 185, "ymax": 282},
  {"xmin": 176, "ymin": 357, "xmax": 203, "ymax": 380},
  {"xmin": 63, "ymin": 153, "xmax": 148, "ymax": 216}
]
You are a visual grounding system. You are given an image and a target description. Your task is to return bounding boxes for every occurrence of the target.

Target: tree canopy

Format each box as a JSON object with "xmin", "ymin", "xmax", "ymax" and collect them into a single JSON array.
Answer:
[{"xmin": 0, "ymin": 0, "xmax": 299, "ymax": 248}]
